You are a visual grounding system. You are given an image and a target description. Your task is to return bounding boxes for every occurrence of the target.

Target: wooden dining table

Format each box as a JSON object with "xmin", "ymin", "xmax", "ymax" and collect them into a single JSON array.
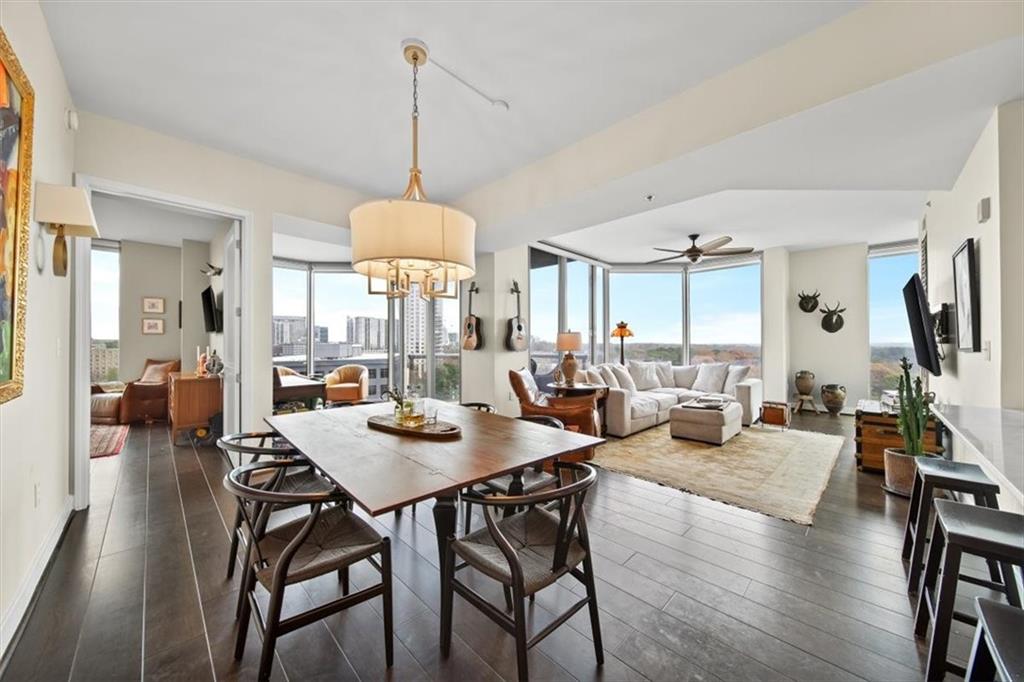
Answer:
[{"xmin": 264, "ymin": 399, "xmax": 605, "ymax": 595}]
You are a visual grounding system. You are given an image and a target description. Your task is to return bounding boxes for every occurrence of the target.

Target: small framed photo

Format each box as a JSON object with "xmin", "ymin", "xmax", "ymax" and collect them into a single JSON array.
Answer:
[
  {"xmin": 142, "ymin": 318, "xmax": 165, "ymax": 335},
  {"xmin": 142, "ymin": 297, "xmax": 165, "ymax": 314}
]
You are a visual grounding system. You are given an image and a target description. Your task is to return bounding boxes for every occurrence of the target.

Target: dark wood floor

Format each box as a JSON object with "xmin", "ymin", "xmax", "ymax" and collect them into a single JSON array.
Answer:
[{"xmin": 2, "ymin": 413, "xmax": 1000, "ymax": 680}]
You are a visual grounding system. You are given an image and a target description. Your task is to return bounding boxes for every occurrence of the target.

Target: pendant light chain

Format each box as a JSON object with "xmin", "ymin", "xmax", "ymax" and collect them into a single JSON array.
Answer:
[{"xmin": 412, "ymin": 56, "xmax": 419, "ymax": 119}]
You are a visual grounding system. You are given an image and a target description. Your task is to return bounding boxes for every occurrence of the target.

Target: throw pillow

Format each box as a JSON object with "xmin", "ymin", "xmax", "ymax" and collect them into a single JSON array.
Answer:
[
  {"xmin": 654, "ymin": 361, "xmax": 674, "ymax": 387},
  {"xmin": 596, "ymin": 364, "xmax": 620, "ymax": 389},
  {"xmin": 692, "ymin": 362, "xmax": 730, "ymax": 394},
  {"xmin": 628, "ymin": 360, "xmax": 660, "ymax": 391},
  {"xmin": 610, "ymin": 365, "xmax": 638, "ymax": 394},
  {"xmin": 672, "ymin": 364, "xmax": 699, "ymax": 389},
  {"xmin": 723, "ymin": 365, "xmax": 752, "ymax": 396},
  {"xmin": 140, "ymin": 360, "xmax": 178, "ymax": 383}
]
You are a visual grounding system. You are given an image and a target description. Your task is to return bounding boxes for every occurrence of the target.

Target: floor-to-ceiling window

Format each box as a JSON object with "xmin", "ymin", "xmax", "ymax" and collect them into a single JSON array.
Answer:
[
  {"xmin": 688, "ymin": 261, "xmax": 762, "ymax": 376},
  {"xmin": 593, "ymin": 266, "xmax": 605, "ymax": 364},
  {"xmin": 271, "ymin": 265, "xmax": 308, "ymax": 373},
  {"xmin": 608, "ymin": 272, "xmax": 683, "ymax": 363},
  {"xmin": 313, "ymin": 270, "xmax": 389, "ymax": 396},
  {"xmin": 90, "ymin": 245, "xmax": 120, "ymax": 382},
  {"xmin": 433, "ymin": 293, "xmax": 461, "ymax": 400},
  {"xmin": 529, "ymin": 248, "xmax": 559, "ymax": 377},
  {"xmin": 869, "ymin": 249, "xmax": 918, "ymax": 396},
  {"xmin": 565, "ymin": 258, "xmax": 591, "ymax": 367}
]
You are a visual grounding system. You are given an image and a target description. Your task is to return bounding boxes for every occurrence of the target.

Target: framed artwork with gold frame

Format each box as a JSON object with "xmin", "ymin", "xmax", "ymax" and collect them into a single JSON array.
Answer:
[{"xmin": 0, "ymin": 28, "xmax": 34, "ymax": 405}]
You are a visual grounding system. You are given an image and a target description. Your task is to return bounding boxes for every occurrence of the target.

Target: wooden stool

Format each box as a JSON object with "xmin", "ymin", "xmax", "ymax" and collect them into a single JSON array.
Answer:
[
  {"xmin": 794, "ymin": 394, "xmax": 819, "ymax": 414},
  {"xmin": 902, "ymin": 458, "xmax": 1002, "ymax": 592},
  {"xmin": 966, "ymin": 598, "xmax": 1024, "ymax": 682},
  {"xmin": 914, "ymin": 500, "xmax": 1024, "ymax": 681}
]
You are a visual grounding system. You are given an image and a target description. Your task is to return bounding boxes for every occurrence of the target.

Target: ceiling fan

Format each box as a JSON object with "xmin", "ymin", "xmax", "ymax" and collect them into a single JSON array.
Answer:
[{"xmin": 647, "ymin": 233, "xmax": 754, "ymax": 264}]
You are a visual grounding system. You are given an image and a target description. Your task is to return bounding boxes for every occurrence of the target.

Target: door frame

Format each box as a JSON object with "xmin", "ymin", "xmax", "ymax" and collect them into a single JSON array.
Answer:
[{"xmin": 71, "ymin": 174, "xmax": 255, "ymax": 511}]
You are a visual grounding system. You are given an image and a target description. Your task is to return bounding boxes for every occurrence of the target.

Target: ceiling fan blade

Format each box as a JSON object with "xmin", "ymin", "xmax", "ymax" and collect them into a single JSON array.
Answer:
[
  {"xmin": 651, "ymin": 247, "xmax": 687, "ymax": 254},
  {"xmin": 702, "ymin": 247, "xmax": 755, "ymax": 257},
  {"xmin": 697, "ymin": 236, "xmax": 732, "ymax": 252},
  {"xmin": 645, "ymin": 254, "xmax": 686, "ymax": 264}
]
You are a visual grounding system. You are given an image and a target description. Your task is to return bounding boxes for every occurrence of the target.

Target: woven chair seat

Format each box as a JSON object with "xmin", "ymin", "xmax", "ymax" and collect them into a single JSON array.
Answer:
[
  {"xmin": 256, "ymin": 506, "xmax": 382, "ymax": 588},
  {"xmin": 453, "ymin": 507, "xmax": 586, "ymax": 595},
  {"xmin": 480, "ymin": 469, "xmax": 558, "ymax": 496},
  {"xmin": 248, "ymin": 467, "xmax": 336, "ymax": 497}
]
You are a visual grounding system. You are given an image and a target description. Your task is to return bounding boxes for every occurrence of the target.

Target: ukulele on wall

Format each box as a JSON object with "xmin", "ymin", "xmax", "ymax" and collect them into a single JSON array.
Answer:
[
  {"xmin": 462, "ymin": 281, "xmax": 482, "ymax": 351},
  {"xmin": 505, "ymin": 280, "xmax": 528, "ymax": 351}
]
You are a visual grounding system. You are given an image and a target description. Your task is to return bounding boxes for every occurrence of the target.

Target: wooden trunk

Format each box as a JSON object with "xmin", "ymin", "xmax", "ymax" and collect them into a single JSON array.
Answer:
[
  {"xmin": 168, "ymin": 372, "xmax": 223, "ymax": 443},
  {"xmin": 854, "ymin": 399, "xmax": 943, "ymax": 473}
]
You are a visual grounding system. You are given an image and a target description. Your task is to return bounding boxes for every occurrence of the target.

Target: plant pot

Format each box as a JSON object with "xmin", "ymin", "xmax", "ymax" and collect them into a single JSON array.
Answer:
[
  {"xmin": 794, "ymin": 370, "xmax": 815, "ymax": 396},
  {"xmin": 883, "ymin": 448, "xmax": 938, "ymax": 497},
  {"xmin": 820, "ymin": 384, "xmax": 846, "ymax": 416}
]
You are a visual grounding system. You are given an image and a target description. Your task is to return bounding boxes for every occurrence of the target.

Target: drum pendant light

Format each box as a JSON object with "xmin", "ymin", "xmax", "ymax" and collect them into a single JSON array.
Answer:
[{"xmin": 349, "ymin": 39, "xmax": 476, "ymax": 300}]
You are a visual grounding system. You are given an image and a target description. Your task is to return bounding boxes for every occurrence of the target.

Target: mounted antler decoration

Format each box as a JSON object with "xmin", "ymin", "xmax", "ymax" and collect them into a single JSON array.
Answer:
[
  {"xmin": 797, "ymin": 290, "xmax": 820, "ymax": 313},
  {"xmin": 820, "ymin": 301, "xmax": 846, "ymax": 333}
]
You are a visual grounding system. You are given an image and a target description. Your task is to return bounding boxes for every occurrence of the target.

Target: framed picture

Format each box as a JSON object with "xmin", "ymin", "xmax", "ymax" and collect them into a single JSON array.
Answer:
[
  {"xmin": 142, "ymin": 318, "xmax": 165, "ymax": 335},
  {"xmin": 142, "ymin": 296, "xmax": 165, "ymax": 314},
  {"xmin": 952, "ymin": 238, "xmax": 980, "ymax": 352},
  {"xmin": 0, "ymin": 28, "xmax": 34, "ymax": 405}
]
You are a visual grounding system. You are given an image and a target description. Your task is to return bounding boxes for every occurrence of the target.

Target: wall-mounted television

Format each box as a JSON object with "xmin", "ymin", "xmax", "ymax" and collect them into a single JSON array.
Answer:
[
  {"xmin": 902, "ymin": 273, "xmax": 941, "ymax": 376},
  {"xmin": 201, "ymin": 285, "xmax": 223, "ymax": 333}
]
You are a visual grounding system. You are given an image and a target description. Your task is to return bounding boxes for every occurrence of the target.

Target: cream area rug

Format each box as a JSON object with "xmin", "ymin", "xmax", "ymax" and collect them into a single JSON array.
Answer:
[{"xmin": 593, "ymin": 424, "xmax": 843, "ymax": 525}]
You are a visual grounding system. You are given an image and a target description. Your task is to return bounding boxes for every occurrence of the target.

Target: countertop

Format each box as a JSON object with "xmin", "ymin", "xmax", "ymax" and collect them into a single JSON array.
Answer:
[{"xmin": 930, "ymin": 404, "xmax": 1023, "ymax": 496}]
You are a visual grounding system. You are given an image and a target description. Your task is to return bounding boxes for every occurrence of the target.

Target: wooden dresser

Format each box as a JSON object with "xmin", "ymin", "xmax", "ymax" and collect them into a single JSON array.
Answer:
[
  {"xmin": 854, "ymin": 399, "xmax": 944, "ymax": 472},
  {"xmin": 168, "ymin": 372, "xmax": 223, "ymax": 443}
]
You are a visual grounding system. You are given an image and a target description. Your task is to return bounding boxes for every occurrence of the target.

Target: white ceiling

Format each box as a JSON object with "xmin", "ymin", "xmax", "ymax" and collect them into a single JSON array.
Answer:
[
  {"xmin": 41, "ymin": 1, "xmax": 857, "ymax": 202},
  {"xmin": 92, "ymin": 193, "xmax": 232, "ymax": 247}
]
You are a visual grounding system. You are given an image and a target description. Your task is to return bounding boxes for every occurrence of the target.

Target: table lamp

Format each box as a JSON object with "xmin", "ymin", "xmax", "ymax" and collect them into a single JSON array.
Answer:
[
  {"xmin": 611, "ymin": 321, "xmax": 633, "ymax": 365},
  {"xmin": 556, "ymin": 331, "xmax": 583, "ymax": 386}
]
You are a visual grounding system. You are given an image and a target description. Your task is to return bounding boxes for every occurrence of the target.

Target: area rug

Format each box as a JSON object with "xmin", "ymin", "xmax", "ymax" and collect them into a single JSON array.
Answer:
[
  {"xmin": 90, "ymin": 424, "xmax": 130, "ymax": 458},
  {"xmin": 593, "ymin": 424, "xmax": 843, "ymax": 524}
]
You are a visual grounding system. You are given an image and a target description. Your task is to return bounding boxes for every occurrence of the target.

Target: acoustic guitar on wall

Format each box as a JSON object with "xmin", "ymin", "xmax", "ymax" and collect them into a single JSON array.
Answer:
[
  {"xmin": 462, "ymin": 281, "xmax": 482, "ymax": 351},
  {"xmin": 505, "ymin": 280, "xmax": 528, "ymax": 351}
]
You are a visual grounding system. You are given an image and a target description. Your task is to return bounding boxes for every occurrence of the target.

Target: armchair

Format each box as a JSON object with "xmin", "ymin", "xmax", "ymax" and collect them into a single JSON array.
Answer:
[
  {"xmin": 508, "ymin": 368, "xmax": 599, "ymax": 461},
  {"xmin": 119, "ymin": 358, "xmax": 180, "ymax": 423},
  {"xmin": 324, "ymin": 364, "xmax": 369, "ymax": 403}
]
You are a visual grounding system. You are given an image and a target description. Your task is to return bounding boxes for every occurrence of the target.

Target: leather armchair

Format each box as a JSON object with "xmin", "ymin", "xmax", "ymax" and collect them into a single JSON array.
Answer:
[
  {"xmin": 120, "ymin": 358, "xmax": 180, "ymax": 423},
  {"xmin": 324, "ymin": 364, "xmax": 369, "ymax": 403},
  {"xmin": 508, "ymin": 368, "xmax": 599, "ymax": 461}
]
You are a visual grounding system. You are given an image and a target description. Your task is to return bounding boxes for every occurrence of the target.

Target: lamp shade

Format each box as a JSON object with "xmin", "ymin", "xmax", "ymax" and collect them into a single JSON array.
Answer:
[
  {"xmin": 610, "ymin": 321, "xmax": 634, "ymax": 338},
  {"xmin": 556, "ymin": 331, "xmax": 582, "ymax": 352},
  {"xmin": 33, "ymin": 183, "xmax": 99, "ymax": 237},
  {"xmin": 350, "ymin": 198, "xmax": 475, "ymax": 283}
]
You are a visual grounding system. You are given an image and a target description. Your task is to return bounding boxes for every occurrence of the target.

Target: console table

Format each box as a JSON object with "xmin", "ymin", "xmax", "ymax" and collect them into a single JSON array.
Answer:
[{"xmin": 854, "ymin": 399, "xmax": 943, "ymax": 472}]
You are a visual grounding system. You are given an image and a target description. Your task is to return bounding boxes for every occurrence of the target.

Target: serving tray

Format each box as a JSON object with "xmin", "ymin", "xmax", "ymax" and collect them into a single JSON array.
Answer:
[{"xmin": 366, "ymin": 414, "xmax": 462, "ymax": 440}]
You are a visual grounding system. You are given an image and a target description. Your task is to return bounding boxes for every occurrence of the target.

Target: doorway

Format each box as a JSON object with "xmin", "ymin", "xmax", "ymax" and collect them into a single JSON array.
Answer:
[{"xmin": 71, "ymin": 175, "xmax": 254, "ymax": 510}]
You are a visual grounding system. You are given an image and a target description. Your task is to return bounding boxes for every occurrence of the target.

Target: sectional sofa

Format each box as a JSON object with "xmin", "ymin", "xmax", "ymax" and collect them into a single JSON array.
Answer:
[{"xmin": 575, "ymin": 360, "xmax": 763, "ymax": 437}]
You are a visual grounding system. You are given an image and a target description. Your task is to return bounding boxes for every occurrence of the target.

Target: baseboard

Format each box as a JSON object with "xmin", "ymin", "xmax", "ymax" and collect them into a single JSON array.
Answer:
[{"xmin": 0, "ymin": 495, "xmax": 74, "ymax": 660}]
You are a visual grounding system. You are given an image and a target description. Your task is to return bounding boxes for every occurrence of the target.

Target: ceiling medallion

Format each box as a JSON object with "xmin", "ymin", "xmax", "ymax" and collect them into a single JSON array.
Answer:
[{"xmin": 349, "ymin": 38, "xmax": 476, "ymax": 300}]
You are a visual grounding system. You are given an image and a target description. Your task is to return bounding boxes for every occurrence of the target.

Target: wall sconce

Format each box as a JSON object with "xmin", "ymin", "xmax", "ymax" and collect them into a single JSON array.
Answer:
[{"xmin": 33, "ymin": 183, "xmax": 99, "ymax": 276}]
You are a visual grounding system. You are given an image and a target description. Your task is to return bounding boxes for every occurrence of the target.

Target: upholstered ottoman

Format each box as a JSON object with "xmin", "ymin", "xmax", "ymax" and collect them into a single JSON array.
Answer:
[{"xmin": 669, "ymin": 401, "xmax": 743, "ymax": 445}]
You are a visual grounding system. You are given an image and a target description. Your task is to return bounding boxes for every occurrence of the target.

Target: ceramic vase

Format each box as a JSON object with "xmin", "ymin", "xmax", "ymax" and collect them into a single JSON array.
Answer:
[
  {"xmin": 794, "ymin": 370, "xmax": 815, "ymax": 396},
  {"xmin": 820, "ymin": 384, "xmax": 846, "ymax": 416}
]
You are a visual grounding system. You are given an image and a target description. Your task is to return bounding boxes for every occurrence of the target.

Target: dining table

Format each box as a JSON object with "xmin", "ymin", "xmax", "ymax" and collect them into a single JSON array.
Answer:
[{"xmin": 264, "ymin": 399, "xmax": 605, "ymax": 604}]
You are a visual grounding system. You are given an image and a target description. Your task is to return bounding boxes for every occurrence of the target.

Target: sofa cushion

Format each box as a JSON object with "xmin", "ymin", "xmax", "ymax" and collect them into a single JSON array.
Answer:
[
  {"xmin": 583, "ymin": 368, "xmax": 605, "ymax": 385},
  {"xmin": 692, "ymin": 363, "xmax": 730, "ymax": 393},
  {"xmin": 638, "ymin": 391, "xmax": 676, "ymax": 411},
  {"xmin": 723, "ymin": 365, "xmax": 752, "ymax": 396},
  {"xmin": 610, "ymin": 365, "xmax": 638, "ymax": 394},
  {"xmin": 629, "ymin": 395, "xmax": 660, "ymax": 419},
  {"xmin": 628, "ymin": 360, "xmax": 660, "ymax": 391},
  {"xmin": 650, "ymin": 387, "xmax": 704, "ymax": 403},
  {"xmin": 672, "ymin": 364, "xmax": 699, "ymax": 389},
  {"xmin": 596, "ymin": 364, "xmax": 620, "ymax": 389},
  {"xmin": 654, "ymin": 361, "xmax": 674, "ymax": 387},
  {"xmin": 140, "ymin": 359, "xmax": 178, "ymax": 383}
]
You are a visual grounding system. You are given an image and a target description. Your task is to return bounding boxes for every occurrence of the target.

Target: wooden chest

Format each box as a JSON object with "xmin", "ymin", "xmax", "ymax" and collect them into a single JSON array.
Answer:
[
  {"xmin": 854, "ymin": 399, "xmax": 943, "ymax": 472},
  {"xmin": 169, "ymin": 372, "xmax": 223, "ymax": 443},
  {"xmin": 760, "ymin": 401, "xmax": 791, "ymax": 429}
]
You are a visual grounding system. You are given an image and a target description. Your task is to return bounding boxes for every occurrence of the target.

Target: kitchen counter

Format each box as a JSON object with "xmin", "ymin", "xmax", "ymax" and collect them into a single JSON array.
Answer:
[{"xmin": 930, "ymin": 404, "xmax": 1023, "ymax": 499}]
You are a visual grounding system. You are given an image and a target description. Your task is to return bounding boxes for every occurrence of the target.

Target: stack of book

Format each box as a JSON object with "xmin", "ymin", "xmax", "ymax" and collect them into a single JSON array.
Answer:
[{"xmin": 881, "ymin": 390, "xmax": 901, "ymax": 412}]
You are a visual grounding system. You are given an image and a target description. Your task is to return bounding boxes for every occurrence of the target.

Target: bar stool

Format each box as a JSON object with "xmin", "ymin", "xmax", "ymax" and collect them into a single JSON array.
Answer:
[
  {"xmin": 914, "ymin": 499, "xmax": 1024, "ymax": 680},
  {"xmin": 965, "ymin": 597, "xmax": 1024, "ymax": 682},
  {"xmin": 902, "ymin": 458, "xmax": 1002, "ymax": 592}
]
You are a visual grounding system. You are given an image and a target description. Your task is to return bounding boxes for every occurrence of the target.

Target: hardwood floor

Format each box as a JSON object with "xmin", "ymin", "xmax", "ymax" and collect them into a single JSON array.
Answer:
[{"xmin": 1, "ymin": 413, "xmax": 1001, "ymax": 680}]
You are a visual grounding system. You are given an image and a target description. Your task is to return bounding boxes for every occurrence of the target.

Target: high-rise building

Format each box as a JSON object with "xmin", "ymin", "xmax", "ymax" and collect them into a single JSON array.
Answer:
[
  {"xmin": 90, "ymin": 341, "xmax": 120, "ymax": 382},
  {"xmin": 272, "ymin": 316, "xmax": 307, "ymax": 346},
  {"xmin": 404, "ymin": 293, "xmax": 444, "ymax": 356},
  {"xmin": 346, "ymin": 316, "xmax": 387, "ymax": 352},
  {"xmin": 314, "ymin": 325, "xmax": 329, "ymax": 342}
]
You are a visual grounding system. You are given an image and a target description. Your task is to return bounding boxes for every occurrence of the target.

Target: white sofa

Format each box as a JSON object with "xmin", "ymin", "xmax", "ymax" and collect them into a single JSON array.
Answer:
[{"xmin": 576, "ymin": 360, "xmax": 763, "ymax": 438}]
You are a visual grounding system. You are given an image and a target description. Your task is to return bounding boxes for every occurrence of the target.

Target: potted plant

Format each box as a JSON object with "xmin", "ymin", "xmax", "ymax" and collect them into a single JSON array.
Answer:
[{"xmin": 883, "ymin": 357, "xmax": 938, "ymax": 496}]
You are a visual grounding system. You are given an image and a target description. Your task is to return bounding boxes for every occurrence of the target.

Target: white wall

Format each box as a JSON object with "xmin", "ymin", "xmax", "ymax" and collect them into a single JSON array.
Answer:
[
  {"xmin": 74, "ymin": 112, "xmax": 368, "ymax": 429},
  {"xmin": 761, "ymin": 247, "xmax": 790, "ymax": 402},
  {"xmin": 788, "ymin": 243, "xmax": 870, "ymax": 413},
  {"xmin": 180, "ymin": 239, "xmax": 209, "ymax": 373},
  {"xmin": 0, "ymin": 0, "xmax": 76, "ymax": 653},
  {"xmin": 924, "ymin": 111, "xmax": 1002, "ymax": 408},
  {"xmin": 117, "ymin": 241, "xmax": 181, "ymax": 380},
  {"xmin": 997, "ymin": 100, "xmax": 1023, "ymax": 410}
]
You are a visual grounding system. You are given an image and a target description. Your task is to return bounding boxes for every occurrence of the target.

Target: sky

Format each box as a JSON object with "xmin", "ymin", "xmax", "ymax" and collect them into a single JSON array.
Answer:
[
  {"xmin": 91, "ymin": 250, "xmax": 119, "ymax": 339},
  {"xmin": 869, "ymin": 252, "xmax": 917, "ymax": 345}
]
